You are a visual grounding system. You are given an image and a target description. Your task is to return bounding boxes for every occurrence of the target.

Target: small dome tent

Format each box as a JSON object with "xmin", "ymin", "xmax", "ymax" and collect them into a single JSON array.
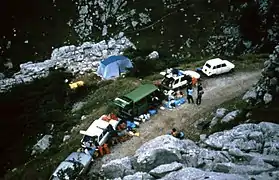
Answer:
[{"xmin": 97, "ymin": 55, "xmax": 133, "ymax": 79}]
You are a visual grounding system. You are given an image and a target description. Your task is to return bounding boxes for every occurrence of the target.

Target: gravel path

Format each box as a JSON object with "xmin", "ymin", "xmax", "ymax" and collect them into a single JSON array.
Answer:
[{"xmin": 89, "ymin": 71, "xmax": 261, "ymax": 174}]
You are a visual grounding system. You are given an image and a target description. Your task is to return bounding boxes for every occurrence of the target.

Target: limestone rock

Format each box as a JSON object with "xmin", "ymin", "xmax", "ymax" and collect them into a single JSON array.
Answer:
[
  {"xmin": 263, "ymin": 93, "xmax": 272, "ymax": 104},
  {"xmin": 147, "ymin": 51, "xmax": 159, "ymax": 60},
  {"xmin": 221, "ymin": 110, "xmax": 240, "ymax": 123},
  {"xmin": 242, "ymin": 88, "xmax": 257, "ymax": 101},
  {"xmin": 213, "ymin": 162, "xmax": 273, "ymax": 175},
  {"xmin": 209, "ymin": 117, "xmax": 219, "ymax": 128},
  {"xmin": 215, "ymin": 108, "xmax": 228, "ymax": 118},
  {"xmin": 133, "ymin": 135, "xmax": 197, "ymax": 172},
  {"xmin": 63, "ymin": 135, "xmax": 71, "ymax": 142},
  {"xmin": 123, "ymin": 172, "xmax": 154, "ymax": 180},
  {"xmin": 149, "ymin": 162, "xmax": 183, "ymax": 178},
  {"xmin": 101, "ymin": 157, "xmax": 135, "ymax": 179},
  {"xmin": 31, "ymin": 135, "xmax": 53, "ymax": 155},
  {"xmin": 160, "ymin": 167, "xmax": 247, "ymax": 180},
  {"xmin": 249, "ymin": 171, "xmax": 279, "ymax": 180},
  {"xmin": 102, "ymin": 122, "xmax": 279, "ymax": 180}
]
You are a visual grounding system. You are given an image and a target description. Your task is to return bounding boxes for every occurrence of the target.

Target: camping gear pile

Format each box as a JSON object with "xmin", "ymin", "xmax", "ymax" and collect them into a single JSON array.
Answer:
[{"xmin": 163, "ymin": 89, "xmax": 187, "ymax": 109}]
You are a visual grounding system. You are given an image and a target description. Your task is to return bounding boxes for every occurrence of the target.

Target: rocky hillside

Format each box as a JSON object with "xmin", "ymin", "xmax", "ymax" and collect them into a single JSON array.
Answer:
[
  {"xmin": 100, "ymin": 122, "xmax": 279, "ymax": 180},
  {"xmin": 92, "ymin": 44, "xmax": 279, "ymax": 180}
]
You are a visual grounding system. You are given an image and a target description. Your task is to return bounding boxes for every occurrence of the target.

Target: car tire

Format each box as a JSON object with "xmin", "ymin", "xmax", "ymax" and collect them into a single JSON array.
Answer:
[
  {"xmin": 229, "ymin": 68, "xmax": 235, "ymax": 73},
  {"xmin": 210, "ymin": 74, "xmax": 216, "ymax": 78}
]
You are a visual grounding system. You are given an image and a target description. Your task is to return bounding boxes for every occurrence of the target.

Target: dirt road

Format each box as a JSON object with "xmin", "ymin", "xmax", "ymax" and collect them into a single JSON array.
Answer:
[{"xmin": 90, "ymin": 71, "xmax": 261, "ymax": 172}]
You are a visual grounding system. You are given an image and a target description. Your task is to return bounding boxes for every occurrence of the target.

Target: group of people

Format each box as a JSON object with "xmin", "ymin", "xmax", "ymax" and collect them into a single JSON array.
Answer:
[{"xmin": 186, "ymin": 82, "xmax": 204, "ymax": 105}]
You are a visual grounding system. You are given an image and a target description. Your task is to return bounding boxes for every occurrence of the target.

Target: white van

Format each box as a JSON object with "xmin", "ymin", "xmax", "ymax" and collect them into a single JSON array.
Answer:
[
  {"xmin": 80, "ymin": 116, "xmax": 120, "ymax": 147},
  {"xmin": 160, "ymin": 69, "xmax": 200, "ymax": 88},
  {"xmin": 202, "ymin": 58, "xmax": 235, "ymax": 77}
]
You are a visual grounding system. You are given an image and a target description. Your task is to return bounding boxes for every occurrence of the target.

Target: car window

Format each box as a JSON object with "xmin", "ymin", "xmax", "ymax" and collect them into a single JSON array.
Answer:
[
  {"xmin": 174, "ymin": 79, "xmax": 179, "ymax": 84},
  {"xmin": 221, "ymin": 63, "xmax": 226, "ymax": 67},
  {"xmin": 205, "ymin": 63, "xmax": 211, "ymax": 68},
  {"xmin": 161, "ymin": 77, "xmax": 174, "ymax": 86},
  {"xmin": 181, "ymin": 75, "xmax": 188, "ymax": 81},
  {"xmin": 217, "ymin": 65, "xmax": 221, "ymax": 68},
  {"xmin": 213, "ymin": 66, "xmax": 217, "ymax": 69}
]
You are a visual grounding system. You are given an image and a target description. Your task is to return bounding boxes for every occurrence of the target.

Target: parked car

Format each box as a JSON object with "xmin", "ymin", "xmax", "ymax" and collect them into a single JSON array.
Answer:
[
  {"xmin": 80, "ymin": 116, "xmax": 120, "ymax": 148},
  {"xmin": 159, "ymin": 68, "xmax": 200, "ymax": 95},
  {"xmin": 201, "ymin": 58, "xmax": 235, "ymax": 77},
  {"xmin": 49, "ymin": 152, "xmax": 92, "ymax": 180}
]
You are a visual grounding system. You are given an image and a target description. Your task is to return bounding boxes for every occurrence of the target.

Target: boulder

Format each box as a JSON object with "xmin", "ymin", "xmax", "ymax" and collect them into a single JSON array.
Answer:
[
  {"xmin": 31, "ymin": 135, "xmax": 53, "ymax": 155},
  {"xmin": 249, "ymin": 171, "xmax": 279, "ymax": 180},
  {"xmin": 123, "ymin": 172, "xmax": 154, "ymax": 180},
  {"xmin": 204, "ymin": 122, "xmax": 279, "ymax": 155},
  {"xmin": 147, "ymin": 51, "xmax": 159, "ymax": 59},
  {"xmin": 228, "ymin": 148, "xmax": 244, "ymax": 157},
  {"xmin": 181, "ymin": 149, "xmax": 199, "ymax": 168},
  {"xmin": 270, "ymin": 77, "xmax": 278, "ymax": 86},
  {"xmin": 0, "ymin": 73, "xmax": 5, "ymax": 79},
  {"xmin": 215, "ymin": 108, "xmax": 228, "ymax": 118},
  {"xmin": 196, "ymin": 148, "xmax": 233, "ymax": 169},
  {"xmin": 213, "ymin": 162, "xmax": 274, "ymax": 175},
  {"xmin": 133, "ymin": 135, "xmax": 197, "ymax": 172},
  {"xmin": 80, "ymin": 115, "xmax": 87, "ymax": 121},
  {"xmin": 63, "ymin": 135, "xmax": 71, "ymax": 142},
  {"xmin": 149, "ymin": 162, "xmax": 183, "ymax": 178},
  {"xmin": 101, "ymin": 157, "xmax": 135, "ymax": 179},
  {"xmin": 160, "ymin": 167, "xmax": 247, "ymax": 180},
  {"xmin": 263, "ymin": 93, "xmax": 272, "ymax": 104},
  {"xmin": 71, "ymin": 102, "xmax": 86, "ymax": 113},
  {"xmin": 242, "ymin": 89, "xmax": 257, "ymax": 101},
  {"xmin": 209, "ymin": 117, "xmax": 219, "ymax": 128},
  {"xmin": 221, "ymin": 110, "xmax": 240, "ymax": 123},
  {"xmin": 101, "ymin": 122, "xmax": 279, "ymax": 179},
  {"xmin": 199, "ymin": 134, "xmax": 207, "ymax": 142}
]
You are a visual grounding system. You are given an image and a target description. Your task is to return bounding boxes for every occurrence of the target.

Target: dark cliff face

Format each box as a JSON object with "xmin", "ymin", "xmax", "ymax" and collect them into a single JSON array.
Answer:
[
  {"xmin": 0, "ymin": 0, "xmax": 278, "ymax": 72},
  {"xmin": 0, "ymin": 0, "xmax": 77, "ymax": 70}
]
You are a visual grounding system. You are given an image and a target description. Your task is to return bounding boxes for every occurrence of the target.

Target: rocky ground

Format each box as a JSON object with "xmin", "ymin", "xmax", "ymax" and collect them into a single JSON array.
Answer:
[
  {"xmin": 100, "ymin": 122, "xmax": 279, "ymax": 180},
  {"xmin": 87, "ymin": 70, "xmax": 261, "ymax": 177}
]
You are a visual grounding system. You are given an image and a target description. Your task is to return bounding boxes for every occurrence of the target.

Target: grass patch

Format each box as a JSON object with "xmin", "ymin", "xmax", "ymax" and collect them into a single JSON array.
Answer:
[
  {"xmin": 234, "ymin": 53, "xmax": 267, "ymax": 71},
  {"xmin": 78, "ymin": 77, "xmax": 141, "ymax": 115}
]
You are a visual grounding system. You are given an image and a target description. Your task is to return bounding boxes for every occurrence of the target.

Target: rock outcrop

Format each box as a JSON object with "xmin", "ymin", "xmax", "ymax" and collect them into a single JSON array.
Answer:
[
  {"xmin": 73, "ymin": 0, "xmax": 151, "ymax": 40},
  {"xmin": 101, "ymin": 122, "xmax": 279, "ymax": 180},
  {"xmin": 243, "ymin": 45, "xmax": 279, "ymax": 106},
  {"xmin": 0, "ymin": 32, "xmax": 135, "ymax": 93}
]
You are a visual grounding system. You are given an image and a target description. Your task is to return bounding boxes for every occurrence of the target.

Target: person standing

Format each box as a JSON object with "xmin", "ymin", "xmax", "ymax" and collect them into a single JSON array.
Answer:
[
  {"xmin": 186, "ymin": 86, "xmax": 194, "ymax": 104},
  {"xmin": 196, "ymin": 83, "xmax": 204, "ymax": 105}
]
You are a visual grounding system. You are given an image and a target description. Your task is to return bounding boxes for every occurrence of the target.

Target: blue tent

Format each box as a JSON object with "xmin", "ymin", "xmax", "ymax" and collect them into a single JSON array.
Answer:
[{"xmin": 97, "ymin": 55, "xmax": 133, "ymax": 79}]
